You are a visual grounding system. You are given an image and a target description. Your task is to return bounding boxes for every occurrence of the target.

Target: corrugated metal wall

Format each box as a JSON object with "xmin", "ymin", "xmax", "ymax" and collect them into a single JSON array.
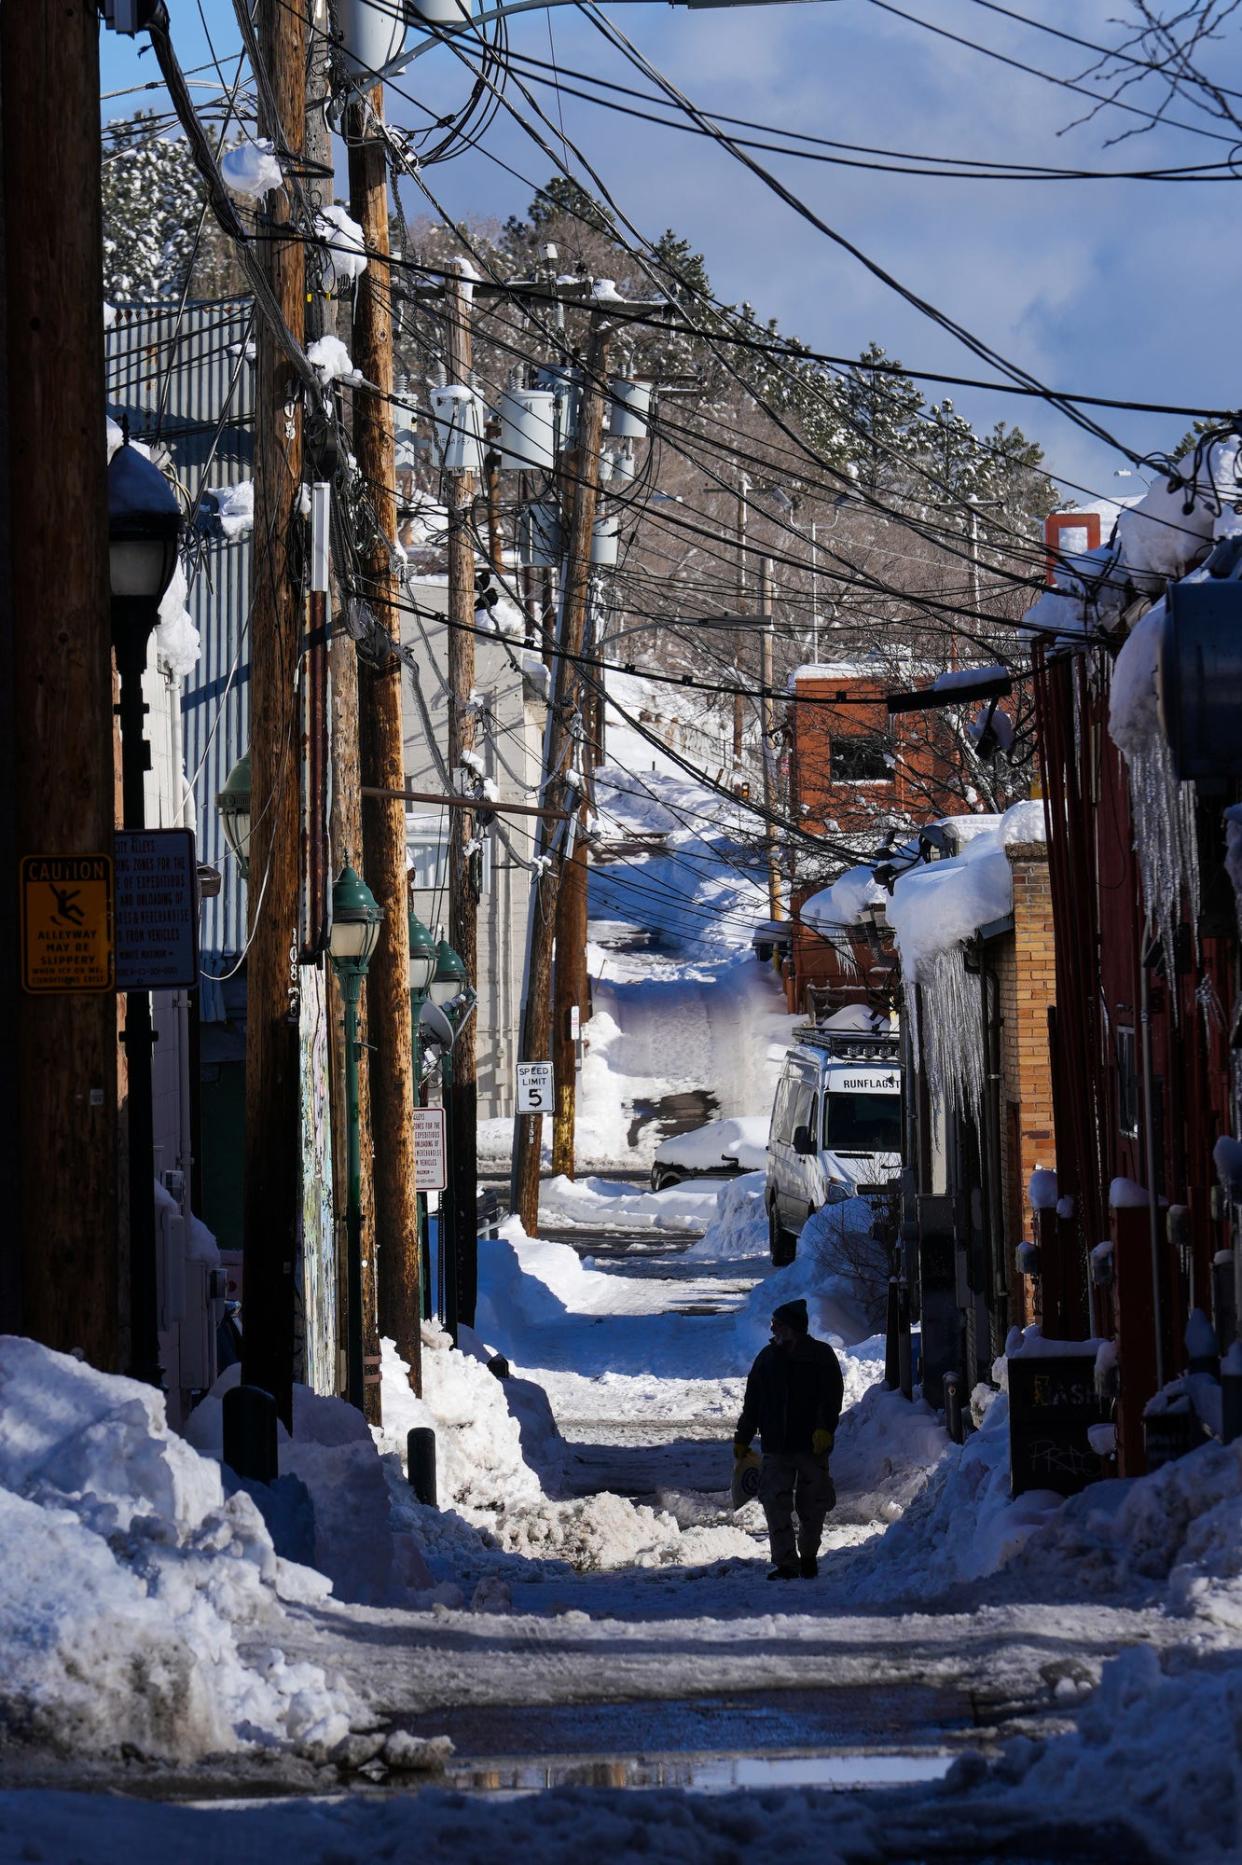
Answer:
[{"xmin": 106, "ymin": 297, "xmax": 255, "ymax": 990}]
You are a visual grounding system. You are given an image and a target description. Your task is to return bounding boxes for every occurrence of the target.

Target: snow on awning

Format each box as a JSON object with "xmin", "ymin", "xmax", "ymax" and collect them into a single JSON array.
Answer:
[{"xmin": 886, "ymin": 802, "xmax": 1045, "ymax": 1116}]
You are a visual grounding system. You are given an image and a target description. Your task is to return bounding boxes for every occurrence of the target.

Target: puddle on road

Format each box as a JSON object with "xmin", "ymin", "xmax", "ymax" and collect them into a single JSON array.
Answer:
[{"xmin": 441, "ymin": 1747, "xmax": 954, "ymax": 1796}]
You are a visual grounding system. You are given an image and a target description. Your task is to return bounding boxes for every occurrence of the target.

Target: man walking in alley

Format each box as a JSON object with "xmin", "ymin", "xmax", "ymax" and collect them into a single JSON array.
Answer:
[{"xmin": 734, "ymin": 1298, "xmax": 844, "ymax": 1580}]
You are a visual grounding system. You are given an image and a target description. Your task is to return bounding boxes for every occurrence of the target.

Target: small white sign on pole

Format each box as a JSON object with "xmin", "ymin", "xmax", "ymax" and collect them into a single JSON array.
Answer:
[
  {"xmin": 413, "ymin": 1106, "xmax": 447, "ymax": 1191},
  {"xmin": 516, "ymin": 1060, "xmax": 554, "ymax": 1113}
]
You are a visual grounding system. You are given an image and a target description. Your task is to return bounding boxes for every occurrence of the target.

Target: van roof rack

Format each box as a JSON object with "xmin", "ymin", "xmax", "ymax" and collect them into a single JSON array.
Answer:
[{"xmin": 792, "ymin": 1022, "xmax": 900, "ymax": 1061}]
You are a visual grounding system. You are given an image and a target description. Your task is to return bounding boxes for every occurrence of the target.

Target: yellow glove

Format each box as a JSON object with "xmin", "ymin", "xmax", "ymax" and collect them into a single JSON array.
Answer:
[
  {"xmin": 733, "ymin": 1439, "xmax": 751, "ymax": 1461},
  {"xmin": 812, "ymin": 1429, "xmax": 834, "ymax": 1457}
]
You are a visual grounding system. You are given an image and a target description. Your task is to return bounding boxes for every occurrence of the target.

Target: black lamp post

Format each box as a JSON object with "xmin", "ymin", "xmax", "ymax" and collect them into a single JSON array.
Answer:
[
  {"xmin": 108, "ymin": 435, "xmax": 181, "ymax": 1388},
  {"xmin": 329, "ymin": 863, "xmax": 384, "ymax": 1411}
]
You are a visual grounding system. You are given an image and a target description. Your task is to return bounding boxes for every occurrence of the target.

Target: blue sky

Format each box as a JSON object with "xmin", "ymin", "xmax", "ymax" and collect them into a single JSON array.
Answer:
[{"xmin": 100, "ymin": 2, "xmax": 1242, "ymax": 497}]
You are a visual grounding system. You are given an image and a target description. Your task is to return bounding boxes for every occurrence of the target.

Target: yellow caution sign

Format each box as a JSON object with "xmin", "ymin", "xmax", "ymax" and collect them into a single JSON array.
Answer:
[{"xmin": 20, "ymin": 855, "xmax": 114, "ymax": 993}]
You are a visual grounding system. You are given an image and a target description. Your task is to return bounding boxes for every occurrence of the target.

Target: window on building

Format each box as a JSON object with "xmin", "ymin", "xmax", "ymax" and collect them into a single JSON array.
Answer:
[
  {"xmin": 1117, "ymin": 1027, "xmax": 1139, "ymax": 1138},
  {"xmin": 830, "ymin": 735, "xmax": 894, "ymax": 784},
  {"xmin": 407, "ymin": 828, "xmax": 449, "ymax": 891}
]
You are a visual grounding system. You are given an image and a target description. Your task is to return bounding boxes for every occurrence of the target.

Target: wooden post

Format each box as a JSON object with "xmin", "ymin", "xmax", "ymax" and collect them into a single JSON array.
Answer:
[
  {"xmin": 241, "ymin": 0, "xmax": 308, "ymax": 1429},
  {"xmin": 759, "ymin": 557, "xmax": 781, "ymax": 922},
  {"xmin": 3, "ymin": 0, "xmax": 119, "ymax": 1364},
  {"xmin": 444, "ymin": 267, "xmax": 481, "ymax": 1329},
  {"xmin": 512, "ymin": 318, "xmax": 609, "ymax": 1231},
  {"xmin": 306, "ymin": 6, "xmax": 380, "ymax": 1419},
  {"xmin": 348, "ymin": 89, "xmax": 422, "ymax": 1392}
]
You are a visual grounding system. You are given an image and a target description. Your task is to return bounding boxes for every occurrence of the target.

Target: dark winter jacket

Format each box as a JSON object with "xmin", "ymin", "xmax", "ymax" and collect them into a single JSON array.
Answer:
[{"xmin": 736, "ymin": 1335, "xmax": 845, "ymax": 1456}]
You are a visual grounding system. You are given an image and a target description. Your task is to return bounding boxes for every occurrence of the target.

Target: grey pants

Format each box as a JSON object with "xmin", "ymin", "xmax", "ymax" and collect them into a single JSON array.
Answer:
[{"xmin": 759, "ymin": 1452, "xmax": 836, "ymax": 1567}]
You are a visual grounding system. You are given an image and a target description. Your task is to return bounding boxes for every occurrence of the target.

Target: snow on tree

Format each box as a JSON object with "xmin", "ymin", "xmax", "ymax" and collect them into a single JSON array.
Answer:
[{"xmin": 102, "ymin": 113, "xmax": 243, "ymax": 303}]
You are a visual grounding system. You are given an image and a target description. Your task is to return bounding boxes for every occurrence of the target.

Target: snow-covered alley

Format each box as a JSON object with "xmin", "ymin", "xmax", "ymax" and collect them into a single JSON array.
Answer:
[{"xmin": 6, "ymin": 685, "xmax": 1242, "ymax": 1865}]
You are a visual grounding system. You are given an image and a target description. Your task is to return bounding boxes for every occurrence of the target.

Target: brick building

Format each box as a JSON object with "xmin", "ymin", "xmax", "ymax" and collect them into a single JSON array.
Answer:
[
  {"xmin": 785, "ymin": 664, "xmax": 960, "ymax": 1014},
  {"xmin": 995, "ymin": 839, "xmax": 1058, "ymax": 1320}
]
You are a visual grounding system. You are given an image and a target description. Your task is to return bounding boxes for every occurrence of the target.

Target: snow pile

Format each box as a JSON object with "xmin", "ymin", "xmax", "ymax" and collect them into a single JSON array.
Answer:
[
  {"xmin": 654, "ymin": 1114, "xmax": 768, "ymax": 1174},
  {"xmin": 737, "ymin": 1196, "xmax": 886, "ymax": 1350},
  {"xmin": 684, "ymin": 1172, "xmax": 769, "ymax": 1261},
  {"xmin": 801, "ymin": 863, "xmax": 886, "ymax": 947},
  {"xmin": 314, "ymin": 203, "xmax": 368, "ymax": 291},
  {"xmin": 829, "ymin": 1379, "xmax": 950, "ymax": 1528},
  {"xmin": 379, "ymin": 1328, "xmax": 757, "ymax": 1573},
  {"xmin": 0, "ymin": 1337, "xmax": 361, "ymax": 1762},
  {"xmin": 1028, "ymin": 1167, "xmax": 1058, "ymax": 1211},
  {"xmin": 308, "ymin": 333, "xmax": 362, "ymax": 386},
  {"xmin": 185, "ymin": 1368, "xmax": 428, "ymax": 1605},
  {"xmin": 539, "ymin": 1173, "xmax": 724, "ymax": 1234},
  {"xmin": 838, "ymin": 1388, "xmax": 1062, "ymax": 1604},
  {"xmin": 212, "ymin": 479, "xmax": 254, "ymax": 541},
  {"xmin": 221, "ymin": 138, "xmax": 283, "ymax": 198}
]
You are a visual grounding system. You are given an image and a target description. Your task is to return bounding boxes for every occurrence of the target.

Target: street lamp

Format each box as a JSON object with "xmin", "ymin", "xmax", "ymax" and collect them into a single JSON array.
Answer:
[
  {"xmin": 108, "ymin": 434, "xmax": 182, "ymax": 1389},
  {"xmin": 216, "ymin": 750, "xmax": 252, "ymax": 880},
  {"xmin": 430, "ymin": 934, "xmax": 467, "ymax": 1007},
  {"xmin": 329, "ymin": 862, "xmax": 384, "ymax": 1412}
]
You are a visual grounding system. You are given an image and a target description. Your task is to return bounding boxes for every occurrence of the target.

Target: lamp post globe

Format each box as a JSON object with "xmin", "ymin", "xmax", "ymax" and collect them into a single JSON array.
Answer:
[
  {"xmin": 408, "ymin": 904, "xmax": 437, "ymax": 1000},
  {"xmin": 108, "ymin": 435, "xmax": 182, "ymax": 612},
  {"xmin": 430, "ymin": 935, "xmax": 467, "ymax": 1008},
  {"xmin": 216, "ymin": 749, "xmax": 252, "ymax": 880},
  {"xmin": 330, "ymin": 862, "xmax": 385, "ymax": 978}
]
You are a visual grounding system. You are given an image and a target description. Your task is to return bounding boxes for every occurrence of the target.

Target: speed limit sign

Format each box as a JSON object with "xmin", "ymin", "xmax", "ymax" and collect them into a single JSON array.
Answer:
[{"xmin": 516, "ymin": 1060, "xmax": 554, "ymax": 1112}]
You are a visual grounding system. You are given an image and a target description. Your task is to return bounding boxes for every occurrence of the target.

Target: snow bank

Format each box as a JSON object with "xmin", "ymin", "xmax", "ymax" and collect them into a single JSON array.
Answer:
[
  {"xmin": 0, "ymin": 1337, "xmax": 360, "ymax": 1762},
  {"xmin": 379, "ymin": 1327, "xmax": 757, "ymax": 1573},
  {"xmin": 184, "ymin": 1368, "xmax": 427, "ymax": 1605},
  {"xmin": 735, "ymin": 1196, "xmax": 885, "ymax": 1351},
  {"xmin": 683, "ymin": 1172, "xmax": 769, "ymax": 1261},
  {"xmin": 539, "ymin": 1172, "xmax": 724, "ymax": 1234},
  {"xmin": 837, "ymin": 1389, "xmax": 1061, "ymax": 1604}
]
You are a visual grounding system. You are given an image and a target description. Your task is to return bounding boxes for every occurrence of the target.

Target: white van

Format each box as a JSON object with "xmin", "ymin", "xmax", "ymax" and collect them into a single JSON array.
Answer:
[{"xmin": 765, "ymin": 1021, "xmax": 902, "ymax": 1265}]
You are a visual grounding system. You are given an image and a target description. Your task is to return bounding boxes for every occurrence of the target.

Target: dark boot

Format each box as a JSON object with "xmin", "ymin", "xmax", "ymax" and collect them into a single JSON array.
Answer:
[
  {"xmin": 799, "ymin": 1554, "xmax": 818, "ymax": 1578},
  {"xmin": 767, "ymin": 1563, "xmax": 798, "ymax": 1580}
]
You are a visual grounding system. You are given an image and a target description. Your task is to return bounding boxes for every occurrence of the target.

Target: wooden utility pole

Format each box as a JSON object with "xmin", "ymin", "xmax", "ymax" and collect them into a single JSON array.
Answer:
[
  {"xmin": 242, "ymin": 0, "xmax": 307, "ymax": 1428},
  {"xmin": 513, "ymin": 318, "xmax": 610, "ymax": 1230},
  {"xmin": 732, "ymin": 473, "xmax": 749, "ymax": 770},
  {"xmin": 759, "ymin": 556, "xmax": 782, "ymax": 922},
  {"xmin": 3, "ymin": 0, "xmax": 118, "ymax": 1364},
  {"xmin": 348, "ymin": 88, "xmax": 422, "ymax": 1393},
  {"xmin": 306, "ymin": 5, "xmax": 380, "ymax": 1419},
  {"xmin": 444, "ymin": 269, "xmax": 481, "ymax": 1328},
  {"xmin": 551, "ymin": 571, "xmax": 600, "ymax": 1180}
]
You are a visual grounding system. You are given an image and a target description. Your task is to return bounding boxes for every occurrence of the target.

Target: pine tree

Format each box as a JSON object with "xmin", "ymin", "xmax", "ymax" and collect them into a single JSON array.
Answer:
[
  {"xmin": 837, "ymin": 344, "xmax": 925, "ymax": 496},
  {"xmin": 101, "ymin": 113, "xmax": 240, "ymax": 302}
]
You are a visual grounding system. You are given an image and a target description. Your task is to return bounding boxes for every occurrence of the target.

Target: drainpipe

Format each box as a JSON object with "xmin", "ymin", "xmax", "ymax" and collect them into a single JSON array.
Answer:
[{"xmin": 1139, "ymin": 948, "xmax": 1166, "ymax": 1391}]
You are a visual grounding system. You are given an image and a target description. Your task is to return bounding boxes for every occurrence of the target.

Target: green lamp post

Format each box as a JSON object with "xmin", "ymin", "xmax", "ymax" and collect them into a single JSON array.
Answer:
[
  {"xmin": 425, "ymin": 935, "xmax": 470, "ymax": 1335},
  {"xmin": 408, "ymin": 902, "xmax": 437, "ymax": 1319},
  {"xmin": 216, "ymin": 749, "xmax": 252, "ymax": 880},
  {"xmin": 329, "ymin": 863, "xmax": 384, "ymax": 1412}
]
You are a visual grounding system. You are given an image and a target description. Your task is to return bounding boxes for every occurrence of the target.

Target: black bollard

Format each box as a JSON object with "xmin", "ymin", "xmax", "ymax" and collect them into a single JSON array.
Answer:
[
  {"xmin": 407, "ymin": 1425, "xmax": 438, "ymax": 1507},
  {"xmin": 223, "ymin": 1383, "xmax": 278, "ymax": 1485},
  {"xmin": 1223, "ymin": 1359, "xmax": 1242, "ymax": 1446},
  {"xmin": 943, "ymin": 1371, "xmax": 964, "ymax": 1444},
  {"xmin": 897, "ymin": 1280, "xmax": 913, "ymax": 1402},
  {"xmin": 885, "ymin": 1276, "xmax": 901, "ymax": 1390}
]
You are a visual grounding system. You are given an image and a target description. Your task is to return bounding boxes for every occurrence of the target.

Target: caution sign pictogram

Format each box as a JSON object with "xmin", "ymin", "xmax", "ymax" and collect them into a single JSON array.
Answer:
[{"xmin": 20, "ymin": 855, "xmax": 114, "ymax": 993}]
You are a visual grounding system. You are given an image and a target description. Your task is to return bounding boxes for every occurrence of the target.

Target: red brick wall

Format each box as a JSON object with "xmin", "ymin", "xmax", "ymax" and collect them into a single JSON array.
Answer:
[{"xmin": 997, "ymin": 842, "xmax": 1057, "ymax": 1324}]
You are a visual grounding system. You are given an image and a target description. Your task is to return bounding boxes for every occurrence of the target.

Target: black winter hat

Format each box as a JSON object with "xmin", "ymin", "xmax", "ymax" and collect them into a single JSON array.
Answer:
[{"xmin": 772, "ymin": 1298, "xmax": 809, "ymax": 1333}]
